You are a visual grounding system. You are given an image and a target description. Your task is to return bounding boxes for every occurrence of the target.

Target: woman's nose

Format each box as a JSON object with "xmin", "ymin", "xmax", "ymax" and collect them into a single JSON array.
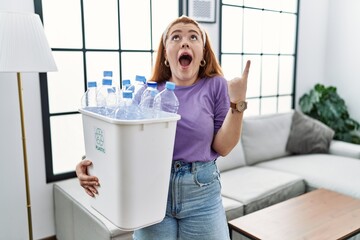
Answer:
[{"xmin": 181, "ymin": 41, "xmax": 189, "ymax": 48}]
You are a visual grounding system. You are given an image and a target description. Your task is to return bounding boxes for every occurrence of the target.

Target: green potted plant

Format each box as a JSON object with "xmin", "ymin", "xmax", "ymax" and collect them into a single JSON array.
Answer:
[{"xmin": 299, "ymin": 83, "xmax": 360, "ymax": 144}]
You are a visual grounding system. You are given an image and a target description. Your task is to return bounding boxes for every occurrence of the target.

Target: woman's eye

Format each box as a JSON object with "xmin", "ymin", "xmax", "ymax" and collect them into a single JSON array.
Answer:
[
  {"xmin": 190, "ymin": 35, "xmax": 198, "ymax": 41},
  {"xmin": 171, "ymin": 35, "xmax": 180, "ymax": 41}
]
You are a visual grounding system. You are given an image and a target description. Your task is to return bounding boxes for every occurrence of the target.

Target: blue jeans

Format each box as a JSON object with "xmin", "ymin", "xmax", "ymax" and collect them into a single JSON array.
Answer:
[{"xmin": 133, "ymin": 160, "xmax": 230, "ymax": 240}]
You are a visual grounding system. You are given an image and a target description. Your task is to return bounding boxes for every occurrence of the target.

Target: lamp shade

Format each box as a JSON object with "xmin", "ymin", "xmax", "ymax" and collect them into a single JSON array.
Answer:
[{"xmin": 0, "ymin": 11, "xmax": 57, "ymax": 73}]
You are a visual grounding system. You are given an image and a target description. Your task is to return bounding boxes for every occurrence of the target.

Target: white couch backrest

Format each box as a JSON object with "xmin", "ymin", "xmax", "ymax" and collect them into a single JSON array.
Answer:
[
  {"xmin": 241, "ymin": 111, "xmax": 294, "ymax": 165},
  {"xmin": 217, "ymin": 138, "xmax": 246, "ymax": 172}
]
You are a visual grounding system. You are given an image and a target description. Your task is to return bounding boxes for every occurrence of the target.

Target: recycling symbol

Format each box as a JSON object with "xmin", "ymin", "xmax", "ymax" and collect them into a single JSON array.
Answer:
[{"xmin": 95, "ymin": 128, "xmax": 104, "ymax": 147}]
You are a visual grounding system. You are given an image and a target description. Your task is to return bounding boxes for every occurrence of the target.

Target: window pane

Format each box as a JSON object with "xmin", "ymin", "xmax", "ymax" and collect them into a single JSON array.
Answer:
[
  {"xmin": 261, "ymin": 55, "xmax": 278, "ymax": 96},
  {"xmin": 278, "ymin": 95, "xmax": 292, "ymax": 113},
  {"xmin": 262, "ymin": 11, "xmax": 280, "ymax": 54},
  {"xmin": 263, "ymin": 0, "xmax": 281, "ymax": 11},
  {"xmin": 278, "ymin": 56, "xmax": 294, "ymax": 95},
  {"xmin": 244, "ymin": 55, "xmax": 261, "ymax": 98},
  {"xmin": 243, "ymin": 8, "xmax": 262, "ymax": 53},
  {"xmin": 246, "ymin": 98, "xmax": 260, "ymax": 117},
  {"xmin": 83, "ymin": 0, "xmax": 119, "ymax": 49},
  {"xmin": 222, "ymin": 6, "xmax": 243, "ymax": 53},
  {"xmin": 243, "ymin": 0, "xmax": 262, "ymax": 8},
  {"xmin": 120, "ymin": 0, "xmax": 151, "ymax": 50},
  {"xmin": 261, "ymin": 97, "xmax": 277, "ymax": 115},
  {"xmin": 223, "ymin": 0, "xmax": 243, "ymax": 6},
  {"xmin": 51, "ymin": 115, "xmax": 85, "ymax": 174},
  {"xmin": 48, "ymin": 51, "xmax": 84, "ymax": 113},
  {"xmin": 121, "ymin": 52, "xmax": 152, "ymax": 82},
  {"xmin": 152, "ymin": 0, "xmax": 179, "ymax": 50},
  {"xmin": 280, "ymin": 13, "xmax": 297, "ymax": 54},
  {"xmin": 281, "ymin": 0, "xmax": 298, "ymax": 13},
  {"xmin": 42, "ymin": 0, "xmax": 82, "ymax": 48},
  {"xmin": 86, "ymin": 52, "xmax": 120, "ymax": 88},
  {"xmin": 221, "ymin": 54, "xmax": 243, "ymax": 80}
]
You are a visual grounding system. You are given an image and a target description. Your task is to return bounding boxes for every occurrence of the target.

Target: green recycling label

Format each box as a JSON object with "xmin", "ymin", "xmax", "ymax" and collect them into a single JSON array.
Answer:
[{"xmin": 95, "ymin": 127, "xmax": 105, "ymax": 153}]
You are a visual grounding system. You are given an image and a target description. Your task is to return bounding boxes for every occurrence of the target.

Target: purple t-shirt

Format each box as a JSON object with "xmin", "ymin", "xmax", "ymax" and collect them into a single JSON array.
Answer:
[{"xmin": 158, "ymin": 76, "xmax": 230, "ymax": 162}]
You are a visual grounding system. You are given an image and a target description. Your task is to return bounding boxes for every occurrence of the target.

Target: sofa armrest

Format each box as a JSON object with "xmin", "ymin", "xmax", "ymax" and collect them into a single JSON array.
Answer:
[{"xmin": 329, "ymin": 140, "xmax": 360, "ymax": 159}]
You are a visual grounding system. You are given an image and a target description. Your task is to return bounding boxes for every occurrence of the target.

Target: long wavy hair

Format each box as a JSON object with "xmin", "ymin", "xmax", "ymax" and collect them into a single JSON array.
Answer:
[{"xmin": 149, "ymin": 16, "xmax": 223, "ymax": 83}]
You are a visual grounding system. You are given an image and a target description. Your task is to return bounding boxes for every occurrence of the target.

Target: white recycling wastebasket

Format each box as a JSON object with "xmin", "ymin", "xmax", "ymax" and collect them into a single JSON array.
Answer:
[{"xmin": 79, "ymin": 109, "xmax": 181, "ymax": 231}]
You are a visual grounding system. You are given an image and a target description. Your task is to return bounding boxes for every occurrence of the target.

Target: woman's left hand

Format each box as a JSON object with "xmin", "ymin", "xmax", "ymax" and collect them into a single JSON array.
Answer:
[{"xmin": 227, "ymin": 60, "xmax": 251, "ymax": 102}]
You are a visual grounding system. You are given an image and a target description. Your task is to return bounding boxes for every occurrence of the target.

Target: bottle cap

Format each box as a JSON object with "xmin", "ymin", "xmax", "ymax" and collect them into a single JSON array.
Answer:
[
  {"xmin": 122, "ymin": 79, "xmax": 131, "ymax": 86},
  {"xmin": 103, "ymin": 71, "xmax": 113, "ymax": 77},
  {"xmin": 88, "ymin": 81, "xmax": 97, "ymax": 88},
  {"xmin": 102, "ymin": 79, "xmax": 112, "ymax": 85},
  {"xmin": 135, "ymin": 75, "xmax": 146, "ymax": 83},
  {"xmin": 123, "ymin": 90, "xmax": 133, "ymax": 99},
  {"xmin": 165, "ymin": 81, "xmax": 175, "ymax": 90},
  {"xmin": 147, "ymin": 81, "xmax": 157, "ymax": 88}
]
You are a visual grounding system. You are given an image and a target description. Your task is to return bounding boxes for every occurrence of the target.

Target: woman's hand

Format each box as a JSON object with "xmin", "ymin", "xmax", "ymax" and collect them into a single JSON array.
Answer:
[
  {"xmin": 75, "ymin": 160, "xmax": 99, "ymax": 197},
  {"xmin": 227, "ymin": 60, "xmax": 251, "ymax": 102}
]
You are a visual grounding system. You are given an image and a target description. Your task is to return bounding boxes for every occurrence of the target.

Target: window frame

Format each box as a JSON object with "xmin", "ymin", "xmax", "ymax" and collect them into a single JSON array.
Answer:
[
  {"xmin": 219, "ymin": 0, "xmax": 300, "ymax": 115},
  {"xmin": 34, "ymin": 0, "xmax": 184, "ymax": 182}
]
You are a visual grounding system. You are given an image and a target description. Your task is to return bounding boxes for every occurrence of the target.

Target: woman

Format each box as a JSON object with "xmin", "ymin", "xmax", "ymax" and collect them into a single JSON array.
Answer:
[{"xmin": 76, "ymin": 15, "xmax": 250, "ymax": 240}]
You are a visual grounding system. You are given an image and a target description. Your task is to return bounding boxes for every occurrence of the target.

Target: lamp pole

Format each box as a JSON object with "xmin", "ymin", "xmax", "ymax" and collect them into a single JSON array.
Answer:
[{"xmin": 16, "ymin": 72, "xmax": 33, "ymax": 240}]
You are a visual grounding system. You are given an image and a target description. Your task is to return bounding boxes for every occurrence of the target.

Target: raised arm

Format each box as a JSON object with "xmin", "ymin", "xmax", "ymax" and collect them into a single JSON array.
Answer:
[{"xmin": 212, "ymin": 60, "xmax": 251, "ymax": 156}]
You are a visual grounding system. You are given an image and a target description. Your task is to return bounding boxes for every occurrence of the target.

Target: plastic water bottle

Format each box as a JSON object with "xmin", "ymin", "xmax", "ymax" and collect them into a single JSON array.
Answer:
[
  {"xmin": 122, "ymin": 79, "xmax": 132, "ymax": 92},
  {"xmin": 81, "ymin": 81, "xmax": 98, "ymax": 111},
  {"xmin": 97, "ymin": 78, "xmax": 113, "ymax": 115},
  {"xmin": 126, "ymin": 75, "xmax": 145, "ymax": 93},
  {"xmin": 114, "ymin": 91, "xmax": 142, "ymax": 120},
  {"xmin": 133, "ymin": 75, "xmax": 147, "ymax": 105},
  {"xmin": 154, "ymin": 81, "xmax": 179, "ymax": 116},
  {"xmin": 104, "ymin": 70, "xmax": 120, "ymax": 98},
  {"xmin": 104, "ymin": 87, "xmax": 118, "ymax": 116},
  {"xmin": 139, "ymin": 81, "xmax": 159, "ymax": 118}
]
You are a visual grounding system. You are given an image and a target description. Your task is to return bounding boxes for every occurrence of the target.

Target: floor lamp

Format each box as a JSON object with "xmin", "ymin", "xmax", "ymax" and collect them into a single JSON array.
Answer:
[{"xmin": 0, "ymin": 11, "xmax": 57, "ymax": 240}]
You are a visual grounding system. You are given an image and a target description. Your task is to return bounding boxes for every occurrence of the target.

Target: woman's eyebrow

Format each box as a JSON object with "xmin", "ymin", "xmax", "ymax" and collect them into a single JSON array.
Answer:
[
  {"xmin": 169, "ymin": 29, "xmax": 182, "ymax": 35},
  {"xmin": 169, "ymin": 29, "xmax": 200, "ymax": 36}
]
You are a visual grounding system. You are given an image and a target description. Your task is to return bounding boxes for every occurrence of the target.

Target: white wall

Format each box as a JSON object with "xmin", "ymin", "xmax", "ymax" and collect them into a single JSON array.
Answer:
[
  {"xmin": 324, "ymin": 0, "xmax": 360, "ymax": 122},
  {"xmin": 295, "ymin": 0, "xmax": 329, "ymax": 106},
  {"xmin": 0, "ymin": 73, "xmax": 29, "ymax": 240},
  {"xmin": 296, "ymin": 0, "xmax": 360, "ymax": 124},
  {"xmin": 1, "ymin": 0, "xmax": 360, "ymax": 239},
  {"xmin": 0, "ymin": 0, "xmax": 55, "ymax": 239}
]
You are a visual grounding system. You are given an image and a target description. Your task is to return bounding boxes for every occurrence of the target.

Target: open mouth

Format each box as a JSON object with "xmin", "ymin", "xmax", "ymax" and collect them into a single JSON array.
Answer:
[{"xmin": 179, "ymin": 53, "xmax": 192, "ymax": 67}]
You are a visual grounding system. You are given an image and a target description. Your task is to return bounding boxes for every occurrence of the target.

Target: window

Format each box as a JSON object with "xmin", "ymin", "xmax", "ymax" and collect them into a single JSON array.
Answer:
[
  {"xmin": 34, "ymin": 0, "xmax": 183, "ymax": 182},
  {"xmin": 220, "ymin": 0, "xmax": 299, "ymax": 116}
]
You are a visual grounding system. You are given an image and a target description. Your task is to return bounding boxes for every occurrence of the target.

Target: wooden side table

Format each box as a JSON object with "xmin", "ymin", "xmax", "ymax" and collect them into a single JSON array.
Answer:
[{"xmin": 228, "ymin": 189, "xmax": 360, "ymax": 240}]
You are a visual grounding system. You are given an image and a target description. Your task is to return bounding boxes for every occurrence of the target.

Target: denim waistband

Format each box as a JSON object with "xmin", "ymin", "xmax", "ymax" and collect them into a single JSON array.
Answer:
[{"xmin": 171, "ymin": 160, "xmax": 216, "ymax": 173}]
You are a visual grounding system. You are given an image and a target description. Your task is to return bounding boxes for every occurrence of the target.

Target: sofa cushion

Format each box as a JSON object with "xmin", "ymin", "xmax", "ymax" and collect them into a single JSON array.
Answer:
[
  {"xmin": 221, "ymin": 196, "xmax": 244, "ymax": 221},
  {"xmin": 329, "ymin": 140, "xmax": 360, "ymax": 159},
  {"xmin": 255, "ymin": 154, "xmax": 360, "ymax": 199},
  {"xmin": 217, "ymin": 139, "xmax": 246, "ymax": 172},
  {"xmin": 286, "ymin": 111, "xmax": 335, "ymax": 154},
  {"xmin": 220, "ymin": 166, "xmax": 305, "ymax": 214},
  {"xmin": 242, "ymin": 111, "xmax": 293, "ymax": 165}
]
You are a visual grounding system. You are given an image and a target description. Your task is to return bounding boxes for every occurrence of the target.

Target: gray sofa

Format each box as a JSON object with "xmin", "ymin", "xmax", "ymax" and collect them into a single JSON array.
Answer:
[
  {"xmin": 217, "ymin": 110, "xmax": 360, "ymax": 239},
  {"xmin": 54, "ymin": 110, "xmax": 360, "ymax": 240}
]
